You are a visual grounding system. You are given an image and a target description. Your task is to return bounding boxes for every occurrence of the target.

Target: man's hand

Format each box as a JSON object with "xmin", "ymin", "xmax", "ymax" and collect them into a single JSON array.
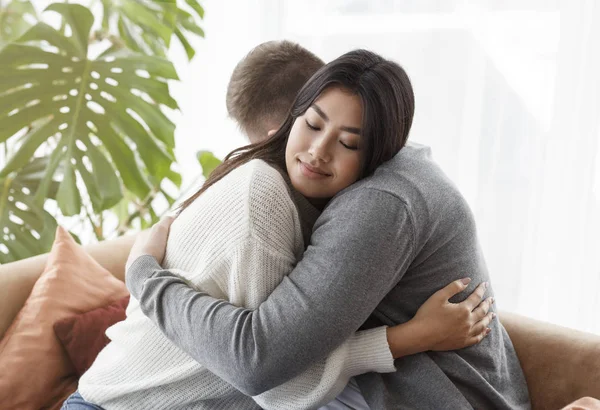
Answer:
[{"xmin": 125, "ymin": 216, "xmax": 176, "ymax": 272}]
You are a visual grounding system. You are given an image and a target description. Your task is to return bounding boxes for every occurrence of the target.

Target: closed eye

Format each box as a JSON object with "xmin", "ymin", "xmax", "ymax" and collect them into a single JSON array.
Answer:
[
  {"xmin": 305, "ymin": 119, "xmax": 320, "ymax": 131},
  {"xmin": 340, "ymin": 141, "xmax": 358, "ymax": 151}
]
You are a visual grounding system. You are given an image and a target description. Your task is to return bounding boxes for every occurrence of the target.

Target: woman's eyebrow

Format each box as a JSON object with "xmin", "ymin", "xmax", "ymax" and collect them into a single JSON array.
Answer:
[
  {"xmin": 311, "ymin": 103, "xmax": 362, "ymax": 135},
  {"xmin": 340, "ymin": 125, "xmax": 361, "ymax": 135},
  {"xmin": 311, "ymin": 104, "xmax": 329, "ymax": 121}
]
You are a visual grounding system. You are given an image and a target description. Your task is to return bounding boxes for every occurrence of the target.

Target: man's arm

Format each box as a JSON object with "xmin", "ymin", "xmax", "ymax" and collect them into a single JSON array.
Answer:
[{"xmin": 127, "ymin": 188, "xmax": 415, "ymax": 396}]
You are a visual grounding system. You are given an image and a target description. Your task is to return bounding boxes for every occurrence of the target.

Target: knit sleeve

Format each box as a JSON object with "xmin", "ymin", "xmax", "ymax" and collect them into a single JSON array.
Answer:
[{"xmin": 252, "ymin": 326, "xmax": 396, "ymax": 409}]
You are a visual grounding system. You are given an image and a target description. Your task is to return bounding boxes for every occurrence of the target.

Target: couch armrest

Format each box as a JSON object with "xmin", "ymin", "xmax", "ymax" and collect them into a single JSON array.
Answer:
[
  {"xmin": 500, "ymin": 312, "xmax": 600, "ymax": 410},
  {"xmin": 0, "ymin": 231, "xmax": 144, "ymax": 339}
]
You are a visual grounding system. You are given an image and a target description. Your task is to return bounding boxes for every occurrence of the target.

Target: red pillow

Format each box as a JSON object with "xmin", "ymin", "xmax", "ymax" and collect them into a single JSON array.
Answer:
[{"xmin": 54, "ymin": 295, "xmax": 130, "ymax": 377}]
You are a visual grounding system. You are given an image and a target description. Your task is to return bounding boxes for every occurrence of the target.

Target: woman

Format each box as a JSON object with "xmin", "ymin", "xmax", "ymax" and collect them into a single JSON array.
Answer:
[{"xmin": 64, "ymin": 49, "xmax": 494, "ymax": 409}]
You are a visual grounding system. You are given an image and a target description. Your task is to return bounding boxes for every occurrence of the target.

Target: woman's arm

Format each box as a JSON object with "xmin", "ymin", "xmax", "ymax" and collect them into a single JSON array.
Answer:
[
  {"xmin": 125, "ymin": 165, "xmax": 399, "ymax": 405},
  {"xmin": 127, "ymin": 252, "xmax": 493, "ymax": 408},
  {"xmin": 127, "ymin": 197, "xmax": 495, "ymax": 400},
  {"xmin": 387, "ymin": 280, "xmax": 495, "ymax": 358},
  {"xmin": 251, "ymin": 280, "xmax": 494, "ymax": 409},
  {"xmin": 251, "ymin": 326, "xmax": 394, "ymax": 409},
  {"xmin": 127, "ymin": 226, "xmax": 398, "ymax": 409},
  {"xmin": 126, "ymin": 190, "xmax": 441, "ymax": 395},
  {"xmin": 126, "ymin": 191, "xmax": 419, "ymax": 395}
]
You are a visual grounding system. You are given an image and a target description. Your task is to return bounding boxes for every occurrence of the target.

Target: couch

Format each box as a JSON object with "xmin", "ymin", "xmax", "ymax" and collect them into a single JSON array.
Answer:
[{"xmin": 0, "ymin": 232, "xmax": 599, "ymax": 410}]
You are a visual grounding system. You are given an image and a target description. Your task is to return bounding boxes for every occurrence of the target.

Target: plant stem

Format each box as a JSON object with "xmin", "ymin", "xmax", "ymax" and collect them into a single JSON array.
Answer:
[
  {"xmin": 85, "ymin": 203, "xmax": 103, "ymax": 241},
  {"xmin": 116, "ymin": 188, "xmax": 159, "ymax": 235}
]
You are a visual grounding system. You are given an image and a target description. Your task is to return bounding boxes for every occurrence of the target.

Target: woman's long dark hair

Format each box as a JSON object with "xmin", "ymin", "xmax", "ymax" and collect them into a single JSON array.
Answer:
[{"xmin": 177, "ymin": 49, "xmax": 415, "ymax": 214}]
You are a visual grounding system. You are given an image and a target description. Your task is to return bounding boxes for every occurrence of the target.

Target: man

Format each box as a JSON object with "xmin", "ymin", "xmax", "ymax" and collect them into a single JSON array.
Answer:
[
  {"xmin": 126, "ymin": 41, "xmax": 531, "ymax": 409},
  {"xmin": 226, "ymin": 40, "xmax": 324, "ymax": 144}
]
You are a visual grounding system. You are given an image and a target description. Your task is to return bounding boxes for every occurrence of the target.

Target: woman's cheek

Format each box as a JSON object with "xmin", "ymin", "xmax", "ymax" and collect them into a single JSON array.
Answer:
[{"xmin": 343, "ymin": 154, "xmax": 361, "ymax": 178}]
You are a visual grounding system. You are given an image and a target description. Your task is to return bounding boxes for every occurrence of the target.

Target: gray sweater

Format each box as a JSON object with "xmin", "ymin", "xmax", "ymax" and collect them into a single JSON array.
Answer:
[{"xmin": 127, "ymin": 143, "xmax": 531, "ymax": 409}]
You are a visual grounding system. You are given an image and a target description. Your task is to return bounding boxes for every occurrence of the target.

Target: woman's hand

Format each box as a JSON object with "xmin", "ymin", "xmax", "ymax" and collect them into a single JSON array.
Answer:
[
  {"xmin": 125, "ymin": 215, "xmax": 176, "ymax": 272},
  {"xmin": 386, "ymin": 279, "xmax": 495, "ymax": 359}
]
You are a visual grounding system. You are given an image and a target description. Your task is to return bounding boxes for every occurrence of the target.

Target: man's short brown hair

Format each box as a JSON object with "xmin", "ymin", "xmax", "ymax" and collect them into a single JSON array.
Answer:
[{"xmin": 226, "ymin": 40, "xmax": 325, "ymax": 142}]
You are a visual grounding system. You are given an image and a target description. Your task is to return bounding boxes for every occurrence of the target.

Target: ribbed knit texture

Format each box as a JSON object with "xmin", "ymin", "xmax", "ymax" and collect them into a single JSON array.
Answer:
[{"xmin": 78, "ymin": 160, "xmax": 395, "ymax": 410}]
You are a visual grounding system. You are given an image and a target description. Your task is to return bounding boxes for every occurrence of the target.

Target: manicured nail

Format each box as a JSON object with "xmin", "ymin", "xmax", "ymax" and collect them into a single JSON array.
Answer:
[
  {"xmin": 483, "ymin": 282, "xmax": 489, "ymax": 289},
  {"xmin": 461, "ymin": 278, "xmax": 472, "ymax": 285},
  {"xmin": 492, "ymin": 313, "xmax": 496, "ymax": 319},
  {"xmin": 486, "ymin": 328, "xmax": 492, "ymax": 334},
  {"xmin": 491, "ymin": 297, "xmax": 495, "ymax": 304}
]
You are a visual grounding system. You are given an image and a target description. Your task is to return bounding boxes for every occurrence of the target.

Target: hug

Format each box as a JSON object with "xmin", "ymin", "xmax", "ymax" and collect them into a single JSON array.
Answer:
[
  {"xmin": 56, "ymin": 42, "xmax": 530, "ymax": 409},
  {"xmin": 57, "ymin": 41, "xmax": 531, "ymax": 410}
]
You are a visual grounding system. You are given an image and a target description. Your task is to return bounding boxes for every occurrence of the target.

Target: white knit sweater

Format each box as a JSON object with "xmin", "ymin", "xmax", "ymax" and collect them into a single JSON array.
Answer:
[{"xmin": 78, "ymin": 160, "xmax": 396, "ymax": 410}]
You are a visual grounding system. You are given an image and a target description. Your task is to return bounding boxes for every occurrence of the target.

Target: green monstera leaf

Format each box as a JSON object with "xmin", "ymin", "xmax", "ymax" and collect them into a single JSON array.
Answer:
[
  {"xmin": 101, "ymin": 0, "xmax": 204, "ymax": 60},
  {"xmin": 0, "ymin": 157, "xmax": 59, "ymax": 263},
  {"xmin": 196, "ymin": 150, "xmax": 221, "ymax": 179},
  {"xmin": 0, "ymin": 3, "xmax": 179, "ymax": 217},
  {"xmin": 0, "ymin": 0, "xmax": 37, "ymax": 46}
]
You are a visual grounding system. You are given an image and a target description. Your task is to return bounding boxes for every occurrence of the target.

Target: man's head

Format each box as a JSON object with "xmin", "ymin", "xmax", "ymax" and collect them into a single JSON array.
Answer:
[{"xmin": 226, "ymin": 40, "xmax": 325, "ymax": 143}]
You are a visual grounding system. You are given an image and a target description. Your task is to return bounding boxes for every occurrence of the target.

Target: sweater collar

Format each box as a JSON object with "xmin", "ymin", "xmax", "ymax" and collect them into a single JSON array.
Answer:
[
  {"xmin": 289, "ymin": 187, "xmax": 321, "ymax": 247},
  {"xmin": 275, "ymin": 166, "xmax": 321, "ymax": 246}
]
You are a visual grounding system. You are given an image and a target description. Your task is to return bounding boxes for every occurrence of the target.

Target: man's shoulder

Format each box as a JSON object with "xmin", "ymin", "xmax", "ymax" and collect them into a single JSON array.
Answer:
[
  {"xmin": 201, "ymin": 159, "xmax": 295, "ymax": 227},
  {"xmin": 242, "ymin": 160, "xmax": 299, "ymax": 230},
  {"xmin": 237, "ymin": 159, "xmax": 286, "ymax": 183},
  {"xmin": 217, "ymin": 160, "xmax": 300, "ymax": 252},
  {"xmin": 236, "ymin": 159, "xmax": 294, "ymax": 207},
  {"xmin": 221, "ymin": 159, "xmax": 289, "ymax": 198}
]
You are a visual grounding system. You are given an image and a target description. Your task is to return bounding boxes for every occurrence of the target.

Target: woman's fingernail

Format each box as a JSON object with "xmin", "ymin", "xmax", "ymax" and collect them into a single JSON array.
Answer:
[
  {"xmin": 491, "ymin": 297, "xmax": 495, "ymax": 304},
  {"xmin": 461, "ymin": 278, "xmax": 472, "ymax": 285},
  {"xmin": 492, "ymin": 313, "xmax": 496, "ymax": 319},
  {"xmin": 487, "ymin": 328, "xmax": 492, "ymax": 334}
]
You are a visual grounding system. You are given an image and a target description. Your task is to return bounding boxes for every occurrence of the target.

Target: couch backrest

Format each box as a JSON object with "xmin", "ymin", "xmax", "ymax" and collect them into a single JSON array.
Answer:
[
  {"xmin": 1, "ymin": 254, "xmax": 46, "ymax": 339},
  {"xmin": 500, "ymin": 312, "xmax": 600, "ymax": 410},
  {"xmin": 1, "ymin": 238, "xmax": 599, "ymax": 410}
]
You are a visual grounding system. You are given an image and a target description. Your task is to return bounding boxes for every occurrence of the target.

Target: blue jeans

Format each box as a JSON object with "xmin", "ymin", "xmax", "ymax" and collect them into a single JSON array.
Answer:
[{"xmin": 61, "ymin": 391, "xmax": 105, "ymax": 410}]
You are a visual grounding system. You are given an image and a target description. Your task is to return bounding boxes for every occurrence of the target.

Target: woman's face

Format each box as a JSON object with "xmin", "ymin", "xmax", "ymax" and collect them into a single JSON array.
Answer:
[{"xmin": 285, "ymin": 86, "xmax": 363, "ymax": 205}]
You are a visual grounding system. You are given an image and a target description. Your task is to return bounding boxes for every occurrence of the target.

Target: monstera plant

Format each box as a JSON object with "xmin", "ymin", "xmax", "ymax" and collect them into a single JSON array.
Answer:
[
  {"xmin": 0, "ymin": 0, "xmax": 37, "ymax": 46},
  {"xmin": 0, "ymin": 0, "xmax": 205, "ymax": 263}
]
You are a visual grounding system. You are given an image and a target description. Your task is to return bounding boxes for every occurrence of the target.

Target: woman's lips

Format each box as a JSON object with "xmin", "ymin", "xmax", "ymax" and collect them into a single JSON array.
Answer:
[{"xmin": 298, "ymin": 161, "xmax": 330, "ymax": 179}]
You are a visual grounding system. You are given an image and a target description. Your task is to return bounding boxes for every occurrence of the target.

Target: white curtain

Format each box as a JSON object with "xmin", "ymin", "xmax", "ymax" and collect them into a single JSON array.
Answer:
[{"xmin": 170, "ymin": 0, "xmax": 600, "ymax": 334}]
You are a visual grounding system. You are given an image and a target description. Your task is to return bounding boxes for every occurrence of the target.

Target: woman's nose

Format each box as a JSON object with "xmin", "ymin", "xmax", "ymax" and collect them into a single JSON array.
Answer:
[{"xmin": 308, "ymin": 135, "xmax": 332, "ymax": 163}]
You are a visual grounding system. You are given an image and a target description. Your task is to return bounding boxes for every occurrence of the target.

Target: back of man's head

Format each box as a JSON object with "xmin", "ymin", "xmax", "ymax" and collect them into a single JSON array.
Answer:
[{"xmin": 226, "ymin": 40, "xmax": 325, "ymax": 143}]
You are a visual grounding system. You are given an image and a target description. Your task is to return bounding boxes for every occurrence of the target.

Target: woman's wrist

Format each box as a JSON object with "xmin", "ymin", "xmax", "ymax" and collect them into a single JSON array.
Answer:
[{"xmin": 386, "ymin": 319, "xmax": 432, "ymax": 359}]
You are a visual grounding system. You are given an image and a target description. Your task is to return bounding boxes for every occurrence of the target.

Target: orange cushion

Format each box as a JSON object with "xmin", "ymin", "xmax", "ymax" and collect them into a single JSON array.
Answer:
[{"xmin": 0, "ymin": 226, "xmax": 128, "ymax": 410}]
